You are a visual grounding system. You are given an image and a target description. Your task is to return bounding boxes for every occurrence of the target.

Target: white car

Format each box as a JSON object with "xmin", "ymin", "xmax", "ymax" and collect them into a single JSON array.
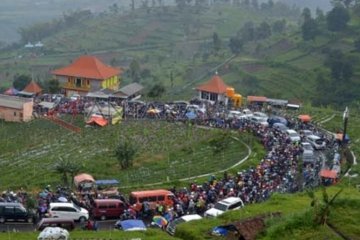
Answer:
[
  {"xmin": 286, "ymin": 129, "xmax": 301, "ymax": 143},
  {"xmin": 48, "ymin": 203, "xmax": 89, "ymax": 222},
  {"xmin": 166, "ymin": 214, "xmax": 202, "ymax": 235},
  {"xmin": 204, "ymin": 197, "xmax": 244, "ymax": 217},
  {"xmin": 227, "ymin": 111, "xmax": 244, "ymax": 120},
  {"xmin": 307, "ymin": 135, "xmax": 326, "ymax": 150}
]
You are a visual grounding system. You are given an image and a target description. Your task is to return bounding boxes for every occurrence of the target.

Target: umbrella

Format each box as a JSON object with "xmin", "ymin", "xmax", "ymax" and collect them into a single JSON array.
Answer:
[
  {"xmin": 298, "ymin": 114, "xmax": 311, "ymax": 123},
  {"xmin": 185, "ymin": 111, "xmax": 197, "ymax": 120},
  {"xmin": 152, "ymin": 215, "xmax": 168, "ymax": 228}
]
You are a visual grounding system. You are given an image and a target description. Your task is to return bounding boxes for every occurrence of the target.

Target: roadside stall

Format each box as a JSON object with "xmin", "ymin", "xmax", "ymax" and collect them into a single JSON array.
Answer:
[
  {"xmin": 74, "ymin": 173, "xmax": 95, "ymax": 193},
  {"xmin": 320, "ymin": 169, "xmax": 338, "ymax": 186}
]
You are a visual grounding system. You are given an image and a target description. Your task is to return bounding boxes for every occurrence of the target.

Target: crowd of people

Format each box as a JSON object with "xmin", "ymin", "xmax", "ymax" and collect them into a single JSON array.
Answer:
[{"xmin": 3, "ymin": 95, "xmax": 340, "ymax": 230}]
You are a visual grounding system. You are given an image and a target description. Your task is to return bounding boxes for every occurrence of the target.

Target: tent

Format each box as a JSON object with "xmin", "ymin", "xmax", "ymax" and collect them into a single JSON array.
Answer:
[
  {"xmin": 115, "ymin": 220, "xmax": 147, "ymax": 231},
  {"xmin": 3, "ymin": 87, "xmax": 19, "ymax": 96},
  {"xmin": 298, "ymin": 114, "xmax": 311, "ymax": 123},
  {"xmin": 86, "ymin": 115, "xmax": 108, "ymax": 127},
  {"xmin": 319, "ymin": 170, "xmax": 338, "ymax": 179},
  {"xmin": 74, "ymin": 173, "xmax": 95, "ymax": 188},
  {"xmin": 95, "ymin": 179, "xmax": 119, "ymax": 186}
]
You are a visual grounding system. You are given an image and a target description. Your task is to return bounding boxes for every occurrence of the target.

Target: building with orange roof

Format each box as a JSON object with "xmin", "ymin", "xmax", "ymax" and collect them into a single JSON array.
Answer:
[
  {"xmin": 23, "ymin": 80, "xmax": 42, "ymax": 94},
  {"xmin": 51, "ymin": 55, "xmax": 122, "ymax": 96},
  {"xmin": 196, "ymin": 73, "xmax": 230, "ymax": 103}
]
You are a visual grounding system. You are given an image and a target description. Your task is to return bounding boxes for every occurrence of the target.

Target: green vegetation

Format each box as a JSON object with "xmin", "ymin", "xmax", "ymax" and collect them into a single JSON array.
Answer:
[
  {"xmin": 175, "ymin": 186, "xmax": 360, "ymax": 240},
  {"xmin": 0, "ymin": 228, "xmax": 181, "ymax": 240},
  {"xmin": 0, "ymin": 119, "xmax": 250, "ymax": 189}
]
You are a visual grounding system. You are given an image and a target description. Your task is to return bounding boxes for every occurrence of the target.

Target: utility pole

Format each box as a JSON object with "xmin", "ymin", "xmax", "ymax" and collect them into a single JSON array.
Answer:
[{"xmin": 342, "ymin": 107, "xmax": 349, "ymax": 144}]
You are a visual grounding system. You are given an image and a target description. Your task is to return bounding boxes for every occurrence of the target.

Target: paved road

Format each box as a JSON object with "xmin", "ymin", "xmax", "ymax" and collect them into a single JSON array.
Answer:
[{"xmin": 0, "ymin": 219, "xmax": 117, "ymax": 232}]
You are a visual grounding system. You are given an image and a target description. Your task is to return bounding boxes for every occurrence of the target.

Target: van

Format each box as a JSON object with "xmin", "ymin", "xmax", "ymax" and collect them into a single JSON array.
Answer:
[
  {"xmin": 0, "ymin": 202, "xmax": 34, "ymax": 223},
  {"xmin": 92, "ymin": 199, "xmax": 126, "ymax": 220},
  {"xmin": 285, "ymin": 129, "xmax": 301, "ymax": 143},
  {"xmin": 204, "ymin": 197, "xmax": 244, "ymax": 218},
  {"xmin": 166, "ymin": 214, "xmax": 202, "ymax": 235},
  {"xmin": 129, "ymin": 189, "xmax": 175, "ymax": 212},
  {"xmin": 36, "ymin": 218, "xmax": 75, "ymax": 231},
  {"xmin": 48, "ymin": 202, "xmax": 89, "ymax": 222}
]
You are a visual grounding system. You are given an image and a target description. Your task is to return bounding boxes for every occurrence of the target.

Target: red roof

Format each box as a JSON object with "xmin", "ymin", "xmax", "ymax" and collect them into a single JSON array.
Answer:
[
  {"xmin": 52, "ymin": 55, "xmax": 121, "ymax": 80},
  {"xmin": 23, "ymin": 81, "xmax": 42, "ymax": 94},
  {"xmin": 196, "ymin": 75, "xmax": 229, "ymax": 94},
  {"xmin": 247, "ymin": 96, "xmax": 268, "ymax": 103},
  {"xmin": 320, "ymin": 170, "xmax": 338, "ymax": 179},
  {"xmin": 86, "ymin": 115, "xmax": 108, "ymax": 127}
]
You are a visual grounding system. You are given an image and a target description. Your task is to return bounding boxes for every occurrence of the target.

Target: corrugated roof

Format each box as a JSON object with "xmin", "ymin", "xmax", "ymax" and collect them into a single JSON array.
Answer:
[
  {"xmin": 23, "ymin": 81, "xmax": 42, "ymax": 94},
  {"xmin": 115, "ymin": 83, "xmax": 144, "ymax": 97},
  {"xmin": 247, "ymin": 96, "xmax": 268, "ymax": 102},
  {"xmin": 0, "ymin": 94, "xmax": 32, "ymax": 109},
  {"xmin": 196, "ymin": 75, "xmax": 229, "ymax": 94},
  {"xmin": 52, "ymin": 55, "xmax": 121, "ymax": 80}
]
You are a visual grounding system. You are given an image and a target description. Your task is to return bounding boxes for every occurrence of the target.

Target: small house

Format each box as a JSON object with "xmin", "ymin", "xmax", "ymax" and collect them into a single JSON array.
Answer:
[
  {"xmin": 196, "ymin": 74, "xmax": 230, "ymax": 104},
  {"xmin": 0, "ymin": 94, "xmax": 33, "ymax": 122}
]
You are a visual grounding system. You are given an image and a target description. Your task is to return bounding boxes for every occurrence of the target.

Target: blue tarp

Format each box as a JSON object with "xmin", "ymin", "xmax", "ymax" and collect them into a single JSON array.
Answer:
[
  {"xmin": 118, "ymin": 220, "xmax": 146, "ymax": 231},
  {"xmin": 95, "ymin": 179, "xmax": 119, "ymax": 185},
  {"xmin": 185, "ymin": 111, "xmax": 197, "ymax": 120}
]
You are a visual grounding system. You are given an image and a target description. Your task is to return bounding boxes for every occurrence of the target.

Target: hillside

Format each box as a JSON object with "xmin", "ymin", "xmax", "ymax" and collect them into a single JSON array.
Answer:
[{"xmin": 1, "ymin": 2, "xmax": 360, "ymax": 107}]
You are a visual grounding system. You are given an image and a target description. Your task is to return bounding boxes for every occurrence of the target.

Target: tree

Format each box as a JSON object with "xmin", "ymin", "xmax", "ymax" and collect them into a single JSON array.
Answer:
[
  {"xmin": 326, "ymin": 6, "xmax": 350, "ymax": 32},
  {"xmin": 256, "ymin": 21, "xmax": 271, "ymax": 40},
  {"xmin": 212, "ymin": 32, "xmax": 222, "ymax": 53},
  {"xmin": 324, "ymin": 50, "xmax": 353, "ymax": 81},
  {"xmin": 251, "ymin": 0, "xmax": 259, "ymax": 9},
  {"xmin": 148, "ymin": 83, "xmax": 166, "ymax": 98},
  {"xmin": 272, "ymin": 19, "xmax": 286, "ymax": 34},
  {"xmin": 229, "ymin": 37, "xmax": 243, "ymax": 54},
  {"xmin": 13, "ymin": 74, "xmax": 31, "ymax": 90},
  {"xmin": 53, "ymin": 157, "xmax": 81, "ymax": 186},
  {"xmin": 129, "ymin": 59, "xmax": 141, "ymax": 82},
  {"xmin": 240, "ymin": 21, "xmax": 255, "ymax": 42},
  {"xmin": 302, "ymin": 18, "xmax": 318, "ymax": 41},
  {"xmin": 43, "ymin": 79, "xmax": 61, "ymax": 94},
  {"xmin": 115, "ymin": 138, "xmax": 137, "ymax": 169},
  {"xmin": 302, "ymin": 7, "xmax": 312, "ymax": 22},
  {"xmin": 307, "ymin": 187, "xmax": 343, "ymax": 225},
  {"xmin": 354, "ymin": 38, "xmax": 360, "ymax": 52},
  {"xmin": 316, "ymin": 7, "xmax": 325, "ymax": 23}
]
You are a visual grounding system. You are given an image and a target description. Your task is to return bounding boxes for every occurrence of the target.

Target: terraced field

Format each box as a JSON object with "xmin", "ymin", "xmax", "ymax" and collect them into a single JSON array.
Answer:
[{"xmin": 0, "ymin": 118, "xmax": 251, "ymax": 189}]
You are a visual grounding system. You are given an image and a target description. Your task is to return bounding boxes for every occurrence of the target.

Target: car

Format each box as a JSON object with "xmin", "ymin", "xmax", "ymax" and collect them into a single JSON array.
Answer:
[
  {"xmin": 166, "ymin": 214, "xmax": 202, "ymax": 236},
  {"xmin": 0, "ymin": 202, "xmax": 35, "ymax": 223},
  {"xmin": 300, "ymin": 130, "xmax": 313, "ymax": 138},
  {"xmin": 285, "ymin": 129, "xmax": 301, "ymax": 143},
  {"xmin": 273, "ymin": 123, "xmax": 288, "ymax": 132},
  {"xmin": 36, "ymin": 218, "xmax": 75, "ymax": 231},
  {"xmin": 253, "ymin": 112, "xmax": 268, "ymax": 121},
  {"xmin": 307, "ymin": 135, "xmax": 326, "ymax": 150},
  {"xmin": 48, "ymin": 202, "xmax": 89, "ymax": 222},
  {"xmin": 267, "ymin": 116, "xmax": 287, "ymax": 127},
  {"xmin": 204, "ymin": 197, "xmax": 244, "ymax": 218},
  {"xmin": 301, "ymin": 142, "xmax": 313, "ymax": 151},
  {"xmin": 227, "ymin": 111, "xmax": 243, "ymax": 120},
  {"xmin": 250, "ymin": 116, "xmax": 269, "ymax": 127},
  {"xmin": 241, "ymin": 109, "xmax": 253, "ymax": 119}
]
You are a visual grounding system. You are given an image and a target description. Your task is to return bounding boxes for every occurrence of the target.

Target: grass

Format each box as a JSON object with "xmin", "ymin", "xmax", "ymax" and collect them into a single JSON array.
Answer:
[
  {"xmin": 0, "ymin": 229, "xmax": 182, "ymax": 240},
  {"xmin": 175, "ymin": 186, "xmax": 360, "ymax": 240}
]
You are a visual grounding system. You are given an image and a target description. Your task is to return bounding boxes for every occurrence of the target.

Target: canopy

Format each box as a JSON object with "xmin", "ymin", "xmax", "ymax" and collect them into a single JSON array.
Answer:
[
  {"xmin": 86, "ymin": 115, "xmax": 108, "ymax": 127},
  {"xmin": 119, "ymin": 220, "xmax": 146, "ymax": 231},
  {"xmin": 3, "ymin": 87, "xmax": 19, "ymax": 96},
  {"xmin": 147, "ymin": 108, "xmax": 161, "ymax": 114},
  {"xmin": 320, "ymin": 170, "xmax": 338, "ymax": 179},
  {"xmin": 152, "ymin": 216, "xmax": 168, "ymax": 228},
  {"xmin": 185, "ymin": 111, "xmax": 197, "ymax": 120},
  {"xmin": 298, "ymin": 114, "xmax": 311, "ymax": 123},
  {"xmin": 74, "ymin": 173, "xmax": 95, "ymax": 187},
  {"xmin": 95, "ymin": 179, "xmax": 119, "ymax": 185}
]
